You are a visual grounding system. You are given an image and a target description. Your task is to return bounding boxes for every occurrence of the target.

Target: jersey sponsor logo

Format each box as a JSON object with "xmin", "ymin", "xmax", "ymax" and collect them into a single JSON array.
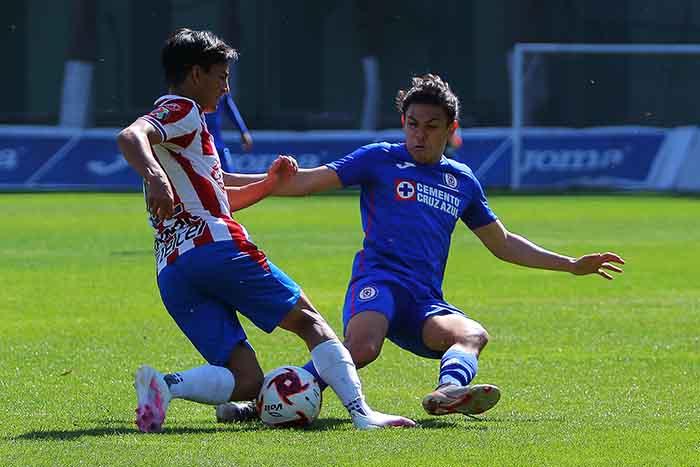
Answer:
[
  {"xmin": 358, "ymin": 286, "xmax": 378, "ymax": 301},
  {"xmin": 396, "ymin": 161, "xmax": 416, "ymax": 169},
  {"xmin": 154, "ymin": 213, "xmax": 207, "ymax": 263},
  {"xmin": 443, "ymin": 172, "xmax": 458, "ymax": 189},
  {"xmin": 416, "ymin": 183, "xmax": 461, "ymax": 218},
  {"xmin": 394, "ymin": 180, "xmax": 417, "ymax": 200},
  {"xmin": 151, "ymin": 106, "xmax": 170, "ymax": 120}
]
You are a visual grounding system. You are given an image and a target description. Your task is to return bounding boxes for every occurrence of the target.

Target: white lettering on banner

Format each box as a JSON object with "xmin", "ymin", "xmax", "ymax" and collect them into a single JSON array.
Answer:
[
  {"xmin": 87, "ymin": 155, "xmax": 130, "ymax": 176},
  {"xmin": 416, "ymin": 183, "xmax": 460, "ymax": 218},
  {"xmin": 0, "ymin": 148, "xmax": 18, "ymax": 171},
  {"xmin": 522, "ymin": 149, "xmax": 626, "ymax": 175},
  {"xmin": 229, "ymin": 153, "xmax": 321, "ymax": 172}
]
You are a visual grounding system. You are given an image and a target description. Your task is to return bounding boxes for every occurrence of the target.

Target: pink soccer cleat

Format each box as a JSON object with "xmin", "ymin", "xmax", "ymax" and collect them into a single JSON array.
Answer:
[
  {"xmin": 422, "ymin": 383, "xmax": 501, "ymax": 416},
  {"xmin": 134, "ymin": 365, "xmax": 172, "ymax": 433}
]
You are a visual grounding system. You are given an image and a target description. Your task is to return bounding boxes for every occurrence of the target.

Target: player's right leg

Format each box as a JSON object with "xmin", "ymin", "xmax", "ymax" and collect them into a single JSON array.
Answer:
[{"xmin": 420, "ymin": 312, "xmax": 500, "ymax": 416}]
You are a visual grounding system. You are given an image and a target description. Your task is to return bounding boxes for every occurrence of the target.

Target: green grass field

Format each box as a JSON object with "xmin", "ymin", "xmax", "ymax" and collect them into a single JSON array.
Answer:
[{"xmin": 1, "ymin": 193, "xmax": 698, "ymax": 466}]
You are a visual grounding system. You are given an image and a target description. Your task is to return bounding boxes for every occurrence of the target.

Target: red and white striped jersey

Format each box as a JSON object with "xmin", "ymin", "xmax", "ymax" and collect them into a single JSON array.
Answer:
[{"xmin": 140, "ymin": 94, "xmax": 265, "ymax": 273}]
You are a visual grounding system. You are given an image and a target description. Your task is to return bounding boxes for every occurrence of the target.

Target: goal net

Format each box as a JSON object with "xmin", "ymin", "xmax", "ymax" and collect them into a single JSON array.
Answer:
[{"xmin": 509, "ymin": 43, "xmax": 700, "ymax": 192}]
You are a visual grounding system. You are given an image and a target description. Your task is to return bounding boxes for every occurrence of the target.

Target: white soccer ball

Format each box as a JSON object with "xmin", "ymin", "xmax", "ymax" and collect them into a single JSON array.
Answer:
[{"xmin": 257, "ymin": 366, "xmax": 322, "ymax": 428}]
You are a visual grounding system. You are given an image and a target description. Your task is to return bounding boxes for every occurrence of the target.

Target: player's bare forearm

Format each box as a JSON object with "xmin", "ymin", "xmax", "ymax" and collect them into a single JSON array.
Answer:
[
  {"xmin": 226, "ymin": 178, "xmax": 277, "ymax": 212},
  {"xmin": 223, "ymin": 172, "xmax": 266, "ymax": 187},
  {"xmin": 227, "ymin": 155, "xmax": 297, "ymax": 211},
  {"xmin": 117, "ymin": 120, "xmax": 165, "ymax": 183},
  {"xmin": 224, "ymin": 166, "xmax": 341, "ymax": 196},
  {"xmin": 117, "ymin": 119, "xmax": 175, "ymax": 220},
  {"xmin": 273, "ymin": 167, "xmax": 342, "ymax": 196},
  {"xmin": 474, "ymin": 220, "xmax": 624, "ymax": 279},
  {"xmin": 495, "ymin": 232, "xmax": 576, "ymax": 272}
]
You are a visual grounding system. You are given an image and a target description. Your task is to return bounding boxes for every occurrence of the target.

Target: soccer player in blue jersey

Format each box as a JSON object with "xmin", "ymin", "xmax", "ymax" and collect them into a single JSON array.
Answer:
[
  {"xmin": 217, "ymin": 74, "xmax": 625, "ymax": 422},
  {"xmin": 205, "ymin": 94, "xmax": 253, "ymax": 172}
]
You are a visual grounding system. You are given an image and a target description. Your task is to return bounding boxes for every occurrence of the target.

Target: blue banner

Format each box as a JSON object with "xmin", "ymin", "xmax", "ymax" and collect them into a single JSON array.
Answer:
[{"xmin": 0, "ymin": 127, "xmax": 681, "ymax": 191}]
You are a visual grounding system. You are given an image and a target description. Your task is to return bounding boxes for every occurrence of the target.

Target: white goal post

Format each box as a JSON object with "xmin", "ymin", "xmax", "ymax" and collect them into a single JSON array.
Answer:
[{"xmin": 510, "ymin": 42, "xmax": 700, "ymax": 190}]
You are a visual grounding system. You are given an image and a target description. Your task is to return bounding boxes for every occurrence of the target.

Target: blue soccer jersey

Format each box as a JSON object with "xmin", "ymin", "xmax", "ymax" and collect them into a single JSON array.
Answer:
[{"xmin": 327, "ymin": 142, "xmax": 497, "ymax": 297}]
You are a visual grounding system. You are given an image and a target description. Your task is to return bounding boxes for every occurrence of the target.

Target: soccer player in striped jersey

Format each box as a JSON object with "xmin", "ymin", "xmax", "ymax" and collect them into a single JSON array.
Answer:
[
  {"xmin": 117, "ymin": 28, "xmax": 415, "ymax": 432},
  {"xmin": 217, "ymin": 74, "xmax": 625, "ymax": 422}
]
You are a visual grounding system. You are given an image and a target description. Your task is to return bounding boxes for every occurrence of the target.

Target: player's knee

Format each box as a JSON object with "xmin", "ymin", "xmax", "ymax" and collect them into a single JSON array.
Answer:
[
  {"xmin": 346, "ymin": 341, "xmax": 381, "ymax": 367},
  {"xmin": 281, "ymin": 307, "xmax": 333, "ymax": 341},
  {"xmin": 450, "ymin": 322, "xmax": 489, "ymax": 352},
  {"xmin": 464, "ymin": 324, "xmax": 489, "ymax": 350}
]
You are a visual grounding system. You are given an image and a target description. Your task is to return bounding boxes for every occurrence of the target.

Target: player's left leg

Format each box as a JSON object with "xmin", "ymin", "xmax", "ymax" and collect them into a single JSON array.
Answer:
[
  {"xmin": 277, "ymin": 292, "xmax": 415, "ymax": 429},
  {"xmin": 136, "ymin": 246, "xmax": 268, "ymax": 432},
  {"xmin": 420, "ymin": 313, "xmax": 500, "ymax": 416}
]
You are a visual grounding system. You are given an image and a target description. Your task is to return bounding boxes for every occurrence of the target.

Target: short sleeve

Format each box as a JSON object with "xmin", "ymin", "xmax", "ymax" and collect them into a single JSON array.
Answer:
[
  {"xmin": 460, "ymin": 175, "xmax": 498, "ymax": 230},
  {"xmin": 326, "ymin": 143, "xmax": 386, "ymax": 187},
  {"xmin": 140, "ymin": 98, "xmax": 200, "ymax": 143}
]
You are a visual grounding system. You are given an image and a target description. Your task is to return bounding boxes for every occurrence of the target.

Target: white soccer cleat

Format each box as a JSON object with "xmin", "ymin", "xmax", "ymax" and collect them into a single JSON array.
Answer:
[
  {"xmin": 134, "ymin": 365, "xmax": 172, "ymax": 433},
  {"xmin": 215, "ymin": 400, "xmax": 259, "ymax": 423},
  {"xmin": 350, "ymin": 409, "xmax": 417, "ymax": 430},
  {"xmin": 422, "ymin": 383, "xmax": 501, "ymax": 416}
]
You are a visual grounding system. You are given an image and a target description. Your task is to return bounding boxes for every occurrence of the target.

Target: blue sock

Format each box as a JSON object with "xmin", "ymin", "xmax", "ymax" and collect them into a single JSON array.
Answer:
[
  {"xmin": 302, "ymin": 360, "xmax": 328, "ymax": 391},
  {"xmin": 438, "ymin": 347, "xmax": 478, "ymax": 387}
]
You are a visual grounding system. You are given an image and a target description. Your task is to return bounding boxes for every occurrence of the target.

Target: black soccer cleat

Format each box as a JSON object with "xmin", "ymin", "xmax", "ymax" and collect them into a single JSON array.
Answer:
[{"xmin": 215, "ymin": 400, "xmax": 259, "ymax": 423}]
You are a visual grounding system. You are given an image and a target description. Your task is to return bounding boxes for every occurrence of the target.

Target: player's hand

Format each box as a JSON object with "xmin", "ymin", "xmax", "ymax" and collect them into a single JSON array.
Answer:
[
  {"xmin": 570, "ymin": 252, "xmax": 625, "ymax": 280},
  {"xmin": 267, "ymin": 155, "xmax": 298, "ymax": 184},
  {"xmin": 241, "ymin": 132, "xmax": 253, "ymax": 152},
  {"xmin": 145, "ymin": 173, "xmax": 175, "ymax": 221}
]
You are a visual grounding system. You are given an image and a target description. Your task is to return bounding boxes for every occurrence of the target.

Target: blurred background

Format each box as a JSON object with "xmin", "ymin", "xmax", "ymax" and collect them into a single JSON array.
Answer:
[{"xmin": 1, "ymin": 0, "xmax": 700, "ymax": 191}]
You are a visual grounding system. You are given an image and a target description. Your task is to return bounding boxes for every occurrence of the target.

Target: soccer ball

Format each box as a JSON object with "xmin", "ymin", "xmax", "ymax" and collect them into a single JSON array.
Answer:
[{"xmin": 256, "ymin": 366, "xmax": 322, "ymax": 428}]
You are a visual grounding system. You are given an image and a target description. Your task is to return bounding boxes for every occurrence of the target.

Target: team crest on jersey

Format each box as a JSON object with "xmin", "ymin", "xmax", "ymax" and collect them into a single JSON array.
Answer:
[
  {"xmin": 444, "ymin": 172, "xmax": 458, "ymax": 189},
  {"xmin": 394, "ymin": 180, "xmax": 416, "ymax": 200},
  {"xmin": 151, "ymin": 106, "xmax": 170, "ymax": 120},
  {"xmin": 358, "ymin": 286, "xmax": 378, "ymax": 301}
]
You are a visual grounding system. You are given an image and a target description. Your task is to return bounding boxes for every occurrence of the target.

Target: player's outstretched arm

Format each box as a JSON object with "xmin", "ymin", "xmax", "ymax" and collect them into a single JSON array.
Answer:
[
  {"xmin": 117, "ymin": 119, "xmax": 174, "ymax": 221},
  {"xmin": 273, "ymin": 166, "xmax": 342, "ymax": 196},
  {"xmin": 473, "ymin": 220, "xmax": 625, "ymax": 280},
  {"xmin": 226, "ymin": 155, "xmax": 298, "ymax": 211},
  {"xmin": 223, "ymin": 164, "xmax": 342, "ymax": 196}
]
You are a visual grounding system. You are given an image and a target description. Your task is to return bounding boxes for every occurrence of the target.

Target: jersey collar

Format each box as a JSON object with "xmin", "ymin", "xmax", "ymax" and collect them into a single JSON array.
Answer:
[{"xmin": 153, "ymin": 94, "xmax": 202, "ymax": 112}]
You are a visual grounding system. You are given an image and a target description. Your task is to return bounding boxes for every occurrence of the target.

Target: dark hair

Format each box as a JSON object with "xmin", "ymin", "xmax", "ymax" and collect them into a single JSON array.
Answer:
[
  {"xmin": 395, "ymin": 74, "xmax": 460, "ymax": 123},
  {"xmin": 161, "ymin": 28, "xmax": 237, "ymax": 86}
]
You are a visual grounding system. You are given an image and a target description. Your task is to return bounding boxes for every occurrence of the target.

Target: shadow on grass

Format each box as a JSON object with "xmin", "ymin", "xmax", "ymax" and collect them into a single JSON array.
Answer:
[
  {"xmin": 11, "ymin": 418, "xmax": 350, "ymax": 441},
  {"xmin": 414, "ymin": 416, "xmax": 494, "ymax": 430},
  {"xmin": 12, "ymin": 415, "xmax": 534, "ymax": 441},
  {"xmin": 13, "ymin": 425, "xmax": 258, "ymax": 441}
]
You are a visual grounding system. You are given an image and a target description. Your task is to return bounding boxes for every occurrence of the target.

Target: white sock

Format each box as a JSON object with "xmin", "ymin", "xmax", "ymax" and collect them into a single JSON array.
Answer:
[
  {"xmin": 310, "ymin": 339, "xmax": 370, "ymax": 415},
  {"xmin": 164, "ymin": 365, "xmax": 235, "ymax": 405}
]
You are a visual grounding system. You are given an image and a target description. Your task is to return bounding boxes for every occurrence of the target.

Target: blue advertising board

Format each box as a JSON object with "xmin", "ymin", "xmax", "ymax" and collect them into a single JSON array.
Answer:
[{"xmin": 0, "ymin": 126, "xmax": 681, "ymax": 191}]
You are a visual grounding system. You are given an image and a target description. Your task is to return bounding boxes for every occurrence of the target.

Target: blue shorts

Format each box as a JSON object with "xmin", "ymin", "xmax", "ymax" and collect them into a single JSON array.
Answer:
[
  {"xmin": 342, "ymin": 276, "xmax": 465, "ymax": 359},
  {"xmin": 157, "ymin": 241, "xmax": 301, "ymax": 366}
]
